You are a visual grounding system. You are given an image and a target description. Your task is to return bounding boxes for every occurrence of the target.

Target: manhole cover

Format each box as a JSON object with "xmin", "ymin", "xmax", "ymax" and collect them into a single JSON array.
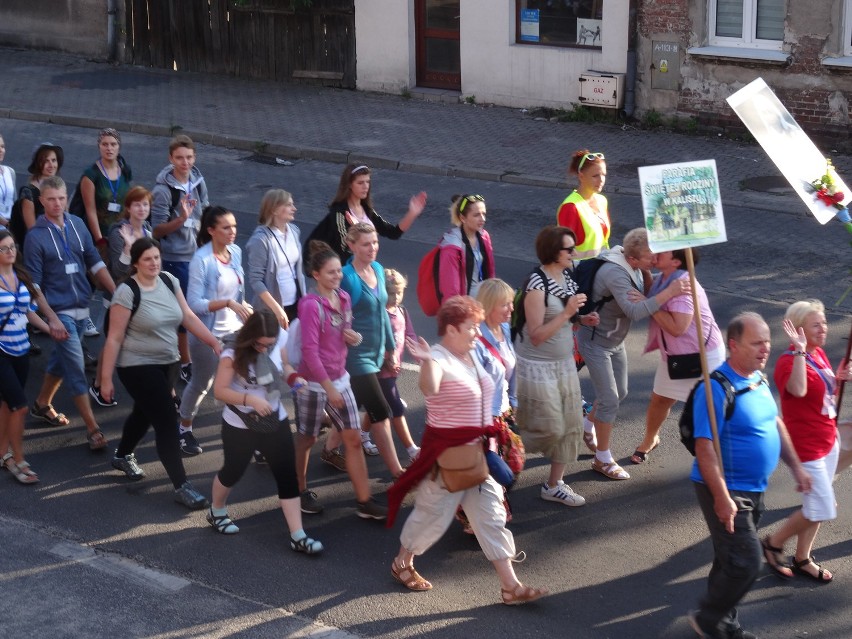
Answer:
[{"xmin": 740, "ymin": 175, "xmax": 793, "ymax": 194}]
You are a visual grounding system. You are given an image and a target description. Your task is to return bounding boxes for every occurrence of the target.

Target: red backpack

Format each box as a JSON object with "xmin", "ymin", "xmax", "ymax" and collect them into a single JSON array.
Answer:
[{"xmin": 416, "ymin": 245, "xmax": 442, "ymax": 317}]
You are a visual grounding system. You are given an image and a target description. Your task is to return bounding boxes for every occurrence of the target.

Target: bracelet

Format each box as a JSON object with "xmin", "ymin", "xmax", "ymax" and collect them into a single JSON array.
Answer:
[
  {"xmin": 96, "ymin": 237, "xmax": 108, "ymax": 247},
  {"xmin": 287, "ymin": 373, "xmax": 299, "ymax": 387},
  {"xmin": 792, "ymin": 350, "xmax": 806, "ymax": 357},
  {"xmin": 243, "ymin": 392, "xmax": 247, "ymax": 406}
]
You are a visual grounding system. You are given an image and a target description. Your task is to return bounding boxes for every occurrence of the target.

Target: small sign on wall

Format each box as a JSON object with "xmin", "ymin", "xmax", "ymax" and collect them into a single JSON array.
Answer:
[
  {"xmin": 520, "ymin": 9, "xmax": 540, "ymax": 42},
  {"xmin": 577, "ymin": 19, "xmax": 602, "ymax": 46},
  {"xmin": 651, "ymin": 40, "xmax": 680, "ymax": 90}
]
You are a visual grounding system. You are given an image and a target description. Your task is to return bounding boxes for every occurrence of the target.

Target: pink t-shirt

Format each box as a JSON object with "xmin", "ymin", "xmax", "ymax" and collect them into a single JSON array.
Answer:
[
  {"xmin": 645, "ymin": 271, "xmax": 722, "ymax": 357},
  {"xmin": 379, "ymin": 306, "xmax": 417, "ymax": 379}
]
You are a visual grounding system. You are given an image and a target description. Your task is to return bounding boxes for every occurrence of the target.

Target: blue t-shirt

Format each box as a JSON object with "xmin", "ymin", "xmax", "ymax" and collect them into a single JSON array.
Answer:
[{"xmin": 690, "ymin": 362, "xmax": 780, "ymax": 492}]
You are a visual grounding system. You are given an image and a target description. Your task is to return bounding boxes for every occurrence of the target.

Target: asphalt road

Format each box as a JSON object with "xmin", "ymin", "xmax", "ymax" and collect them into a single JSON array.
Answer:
[{"xmin": 2, "ymin": 121, "xmax": 852, "ymax": 639}]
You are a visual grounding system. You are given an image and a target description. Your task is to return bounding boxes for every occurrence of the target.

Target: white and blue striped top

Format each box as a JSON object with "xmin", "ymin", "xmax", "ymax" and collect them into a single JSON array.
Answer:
[{"xmin": 0, "ymin": 281, "xmax": 37, "ymax": 356}]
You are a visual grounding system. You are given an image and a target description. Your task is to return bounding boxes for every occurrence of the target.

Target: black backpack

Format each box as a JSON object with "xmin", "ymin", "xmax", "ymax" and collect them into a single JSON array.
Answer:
[
  {"xmin": 571, "ymin": 257, "xmax": 617, "ymax": 316},
  {"xmin": 103, "ymin": 273, "xmax": 176, "ymax": 337},
  {"xmin": 679, "ymin": 369, "xmax": 768, "ymax": 456}
]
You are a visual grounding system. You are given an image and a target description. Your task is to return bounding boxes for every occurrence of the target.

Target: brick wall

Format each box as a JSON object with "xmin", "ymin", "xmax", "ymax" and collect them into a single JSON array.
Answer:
[{"xmin": 637, "ymin": 0, "xmax": 852, "ymax": 143}]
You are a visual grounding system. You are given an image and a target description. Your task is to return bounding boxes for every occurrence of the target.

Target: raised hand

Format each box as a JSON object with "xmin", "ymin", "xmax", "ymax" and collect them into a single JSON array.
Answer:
[{"xmin": 782, "ymin": 319, "xmax": 807, "ymax": 352}]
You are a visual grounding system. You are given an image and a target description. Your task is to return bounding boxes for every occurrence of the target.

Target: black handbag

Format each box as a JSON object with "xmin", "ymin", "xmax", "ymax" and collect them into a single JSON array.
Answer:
[
  {"xmin": 661, "ymin": 320, "xmax": 710, "ymax": 380},
  {"xmin": 226, "ymin": 404, "xmax": 282, "ymax": 434},
  {"xmin": 666, "ymin": 352, "xmax": 703, "ymax": 379}
]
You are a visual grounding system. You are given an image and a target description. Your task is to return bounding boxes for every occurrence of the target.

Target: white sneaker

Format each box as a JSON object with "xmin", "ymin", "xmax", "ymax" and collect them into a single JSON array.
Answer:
[
  {"xmin": 83, "ymin": 317, "xmax": 100, "ymax": 337},
  {"xmin": 360, "ymin": 430, "xmax": 379, "ymax": 456},
  {"xmin": 407, "ymin": 445, "xmax": 421, "ymax": 464},
  {"xmin": 541, "ymin": 480, "xmax": 586, "ymax": 507}
]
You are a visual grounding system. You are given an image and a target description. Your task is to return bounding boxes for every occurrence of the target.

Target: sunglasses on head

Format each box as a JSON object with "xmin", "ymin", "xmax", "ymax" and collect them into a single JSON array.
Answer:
[
  {"xmin": 458, "ymin": 194, "xmax": 485, "ymax": 213},
  {"xmin": 578, "ymin": 152, "xmax": 605, "ymax": 171}
]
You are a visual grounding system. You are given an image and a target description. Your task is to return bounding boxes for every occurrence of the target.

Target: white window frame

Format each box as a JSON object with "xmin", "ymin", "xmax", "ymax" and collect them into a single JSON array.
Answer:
[
  {"xmin": 709, "ymin": 0, "xmax": 785, "ymax": 50},
  {"xmin": 845, "ymin": 0, "xmax": 852, "ymax": 56}
]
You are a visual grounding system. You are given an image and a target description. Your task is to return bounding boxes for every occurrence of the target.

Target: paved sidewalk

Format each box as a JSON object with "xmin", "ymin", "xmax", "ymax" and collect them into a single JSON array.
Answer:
[{"xmin": 2, "ymin": 47, "xmax": 849, "ymax": 214}]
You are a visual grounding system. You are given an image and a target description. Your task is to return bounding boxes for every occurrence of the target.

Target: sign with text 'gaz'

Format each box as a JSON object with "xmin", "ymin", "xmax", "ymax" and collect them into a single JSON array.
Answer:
[{"xmin": 639, "ymin": 159, "xmax": 727, "ymax": 253}]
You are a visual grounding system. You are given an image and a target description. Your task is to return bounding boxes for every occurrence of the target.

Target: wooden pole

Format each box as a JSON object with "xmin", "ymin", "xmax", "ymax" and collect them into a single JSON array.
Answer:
[
  {"xmin": 685, "ymin": 248, "xmax": 724, "ymax": 475},
  {"xmin": 835, "ymin": 321, "xmax": 852, "ymax": 421}
]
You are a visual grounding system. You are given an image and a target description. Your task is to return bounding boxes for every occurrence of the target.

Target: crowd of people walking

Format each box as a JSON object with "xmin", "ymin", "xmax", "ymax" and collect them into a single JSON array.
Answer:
[{"xmin": 1, "ymin": 133, "xmax": 849, "ymax": 633}]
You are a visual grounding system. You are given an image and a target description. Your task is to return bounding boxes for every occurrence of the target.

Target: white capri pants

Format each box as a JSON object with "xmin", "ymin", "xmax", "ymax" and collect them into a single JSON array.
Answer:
[
  {"xmin": 400, "ymin": 474, "xmax": 516, "ymax": 562},
  {"xmin": 801, "ymin": 437, "xmax": 840, "ymax": 522}
]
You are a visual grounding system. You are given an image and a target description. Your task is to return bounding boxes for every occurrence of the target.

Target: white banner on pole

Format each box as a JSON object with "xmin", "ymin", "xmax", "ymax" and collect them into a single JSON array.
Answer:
[{"xmin": 727, "ymin": 78, "xmax": 850, "ymax": 225}]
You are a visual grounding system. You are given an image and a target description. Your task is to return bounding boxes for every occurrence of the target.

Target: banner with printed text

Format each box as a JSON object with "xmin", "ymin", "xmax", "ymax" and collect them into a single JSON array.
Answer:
[{"xmin": 639, "ymin": 159, "xmax": 727, "ymax": 253}]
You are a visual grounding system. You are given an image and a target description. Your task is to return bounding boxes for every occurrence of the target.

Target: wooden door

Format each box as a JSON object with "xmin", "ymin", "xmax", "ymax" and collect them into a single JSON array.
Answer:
[{"xmin": 415, "ymin": 0, "xmax": 461, "ymax": 90}]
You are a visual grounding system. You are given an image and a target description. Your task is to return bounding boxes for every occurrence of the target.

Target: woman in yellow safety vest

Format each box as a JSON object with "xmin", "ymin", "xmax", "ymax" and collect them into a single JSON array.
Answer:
[{"xmin": 556, "ymin": 151, "xmax": 609, "ymax": 260}]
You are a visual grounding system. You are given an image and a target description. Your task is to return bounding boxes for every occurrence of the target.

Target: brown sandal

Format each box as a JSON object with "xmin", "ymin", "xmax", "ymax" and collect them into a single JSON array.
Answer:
[
  {"xmin": 87, "ymin": 429, "xmax": 108, "ymax": 451},
  {"xmin": 582, "ymin": 430, "xmax": 597, "ymax": 453},
  {"xmin": 391, "ymin": 560, "xmax": 433, "ymax": 591},
  {"xmin": 501, "ymin": 583, "xmax": 549, "ymax": 605},
  {"xmin": 30, "ymin": 401, "xmax": 70, "ymax": 427}
]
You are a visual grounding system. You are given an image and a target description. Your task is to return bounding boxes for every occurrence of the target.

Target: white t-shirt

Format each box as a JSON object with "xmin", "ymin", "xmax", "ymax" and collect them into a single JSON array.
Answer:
[
  {"xmin": 220, "ymin": 343, "xmax": 288, "ymax": 429},
  {"xmin": 212, "ymin": 260, "xmax": 243, "ymax": 336},
  {"xmin": 272, "ymin": 227, "xmax": 301, "ymax": 306}
]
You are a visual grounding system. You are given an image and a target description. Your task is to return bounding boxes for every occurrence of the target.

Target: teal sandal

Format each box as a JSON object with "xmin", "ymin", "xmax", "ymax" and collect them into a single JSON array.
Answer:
[
  {"xmin": 290, "ymin": 534, "xmax": 323, "ymax": 555},
  {"xmin": 206, "ymin": 507, "xmax": 239, "ymax": 534}
]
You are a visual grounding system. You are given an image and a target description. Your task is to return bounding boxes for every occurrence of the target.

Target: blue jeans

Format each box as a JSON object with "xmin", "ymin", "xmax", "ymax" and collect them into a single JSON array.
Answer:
[
  {"xmin": 46, "ymin": 314, "xmax": 89, "ymax": 397},
  {"xmin": 693, "ymin": 482, "xmax": 764, "ymax": 636}
]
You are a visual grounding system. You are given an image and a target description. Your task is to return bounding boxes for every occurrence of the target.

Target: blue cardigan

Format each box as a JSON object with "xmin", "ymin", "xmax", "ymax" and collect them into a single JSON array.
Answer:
[
  {"xmin": 340, "ymin": 260, "xmax": 395, "ymax": 376},
  {"xmin": 187, "ymin": 242, "xmax": 245, "ymax": 331},
  {"xmin": 476, "ymin": 322, "xmax": 517, "ymax": 413}
]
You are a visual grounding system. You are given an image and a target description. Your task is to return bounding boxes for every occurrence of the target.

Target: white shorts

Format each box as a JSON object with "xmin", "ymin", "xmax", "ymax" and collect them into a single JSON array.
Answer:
[
  {"xmin": 801, "ymin": 437, "xmax": 839, "ymax": 522},
  {"xmin": 653, "ymin": 344, "xmax": 726, "ymax": 403}
]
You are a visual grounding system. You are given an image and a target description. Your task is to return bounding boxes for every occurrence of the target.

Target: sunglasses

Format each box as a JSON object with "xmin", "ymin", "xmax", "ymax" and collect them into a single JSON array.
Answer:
[
  {"xmin": 560, "ymin": 245, "xmax": 577, "ymax": 254},
  {"xmin": 578, "ymin": 152, "xmax": 605, "ymax": 171},
  {"xmin": 458, "ymin": 194, "xmax": 485, "ymax": 213}
]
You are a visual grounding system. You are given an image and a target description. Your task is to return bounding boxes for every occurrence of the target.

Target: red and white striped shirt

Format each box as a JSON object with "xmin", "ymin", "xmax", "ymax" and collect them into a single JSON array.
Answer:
[{"xmin": 426, "ymin": 344, "xmax": 494, "ymax": 430}]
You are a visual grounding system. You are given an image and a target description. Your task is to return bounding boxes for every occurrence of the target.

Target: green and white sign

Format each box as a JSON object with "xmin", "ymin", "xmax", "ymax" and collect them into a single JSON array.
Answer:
[{"xmin": 639, "ymin": 159, "xmax": 726, "ymax": 252}]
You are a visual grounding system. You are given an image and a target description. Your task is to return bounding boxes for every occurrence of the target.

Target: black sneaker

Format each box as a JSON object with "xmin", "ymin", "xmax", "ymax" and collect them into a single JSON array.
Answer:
[
  {"xmin": 174, "ymin": 481, "xmax": 208, "ymax": 509},
  {"xmin": 180, "ymin": 363, "xmax": 192, "ymax": 384},
  {"xmin": 300, "ymin": 490, "xmax": 324, "ymax": 514},
  {"xmin": 253, "ymin": 450, "xmax": 267, "ymax": 464},
  {"xmin": 111, "ymin": 453, "xmax": 145, "ymax": 480},
  {"xmin": 356, "ymin": 497, "xmax": 388, "ymax": 520},
  {"xmin": 179, "ymin": 430, "xmax": 202, "ymax": 456},
  {"xmin": 89, "ymin": 381, "xmax": 118, "ymax": 407},
  {"xmin": 83, "ymin": 348, "xmax": 98, "ymax": 370}
]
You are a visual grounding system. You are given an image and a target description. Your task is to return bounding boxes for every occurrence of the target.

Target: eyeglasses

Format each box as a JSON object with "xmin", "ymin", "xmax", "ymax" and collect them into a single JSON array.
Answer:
[
  {"xmin": 578, "ymin": 152, "xmax": 605, "ymax": 172},
  {"xmin": 0, "ymin": 245, "xmax": 17, "ymax": 254},
  {"xmin": 560, "ymin": 245, "xmax": 577, "ymax": 254},
  {"xmin": 254, "ymin": 340, "xmax": 276, "ymax": 353},
  {"xmin": 458, "ymin": 194, "xmax": 485, "ymax": 213}
]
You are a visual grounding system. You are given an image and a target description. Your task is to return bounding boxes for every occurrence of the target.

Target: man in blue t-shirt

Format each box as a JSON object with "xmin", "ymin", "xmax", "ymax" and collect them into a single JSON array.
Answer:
[{"xmin": 689, "ymin": 312, "xmax": 811, "ymax": 639}]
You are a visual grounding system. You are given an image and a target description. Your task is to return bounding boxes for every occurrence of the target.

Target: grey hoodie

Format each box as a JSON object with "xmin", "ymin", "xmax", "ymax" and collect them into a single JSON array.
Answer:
[
  {"xmin": 150, "ymin": 165, "xmax": 208, "ymax": 262},
  {"xmin": 576, "ymin": 245, "xmax": 660, "ymax": 348}
]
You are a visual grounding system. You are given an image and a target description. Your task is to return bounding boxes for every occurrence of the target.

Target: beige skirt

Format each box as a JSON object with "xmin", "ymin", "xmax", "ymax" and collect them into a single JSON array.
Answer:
[{"xmin": 514, "ymin": 356, "xmax": 583, "ymax": 465}]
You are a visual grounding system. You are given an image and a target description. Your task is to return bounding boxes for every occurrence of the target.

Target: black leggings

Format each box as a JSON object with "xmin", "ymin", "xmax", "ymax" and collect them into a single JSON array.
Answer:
[
  {"xmin": 218, "ymin": 418, "xmax": 300, "ymax": 499},
  {"xmin": 116, "ymin": 363, "xmax": 187, "ymax": 489},
  {"xmin": 0, "ymin": 351, "xmax": 29, "ymax": 411}
]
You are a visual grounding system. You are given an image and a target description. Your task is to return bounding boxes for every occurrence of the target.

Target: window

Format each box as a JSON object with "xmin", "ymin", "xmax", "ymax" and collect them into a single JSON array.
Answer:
[
  {"xmin": 515, "ymin": 0, "xmax": 603, "ymax": 49},
  {"xmin": 845, "ymin": 0, "xmax": 852, "ymax": 56},
  {"xmin": 709, "ymin": 0, "xmax": 785, "ymax": 49}
]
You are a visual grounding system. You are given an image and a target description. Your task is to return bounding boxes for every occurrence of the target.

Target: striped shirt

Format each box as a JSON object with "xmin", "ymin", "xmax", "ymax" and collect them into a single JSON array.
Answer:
[
  {"xmin": 0, "ymin": 281, "xmax": 37, "ymax": 356},
  {"xmin": 526, "ymin": 268, "xmax": 578, "ymax": 298},
  {"xmin": 426, "ymin": 344, "xmax": 495, "ymax": 429}
]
